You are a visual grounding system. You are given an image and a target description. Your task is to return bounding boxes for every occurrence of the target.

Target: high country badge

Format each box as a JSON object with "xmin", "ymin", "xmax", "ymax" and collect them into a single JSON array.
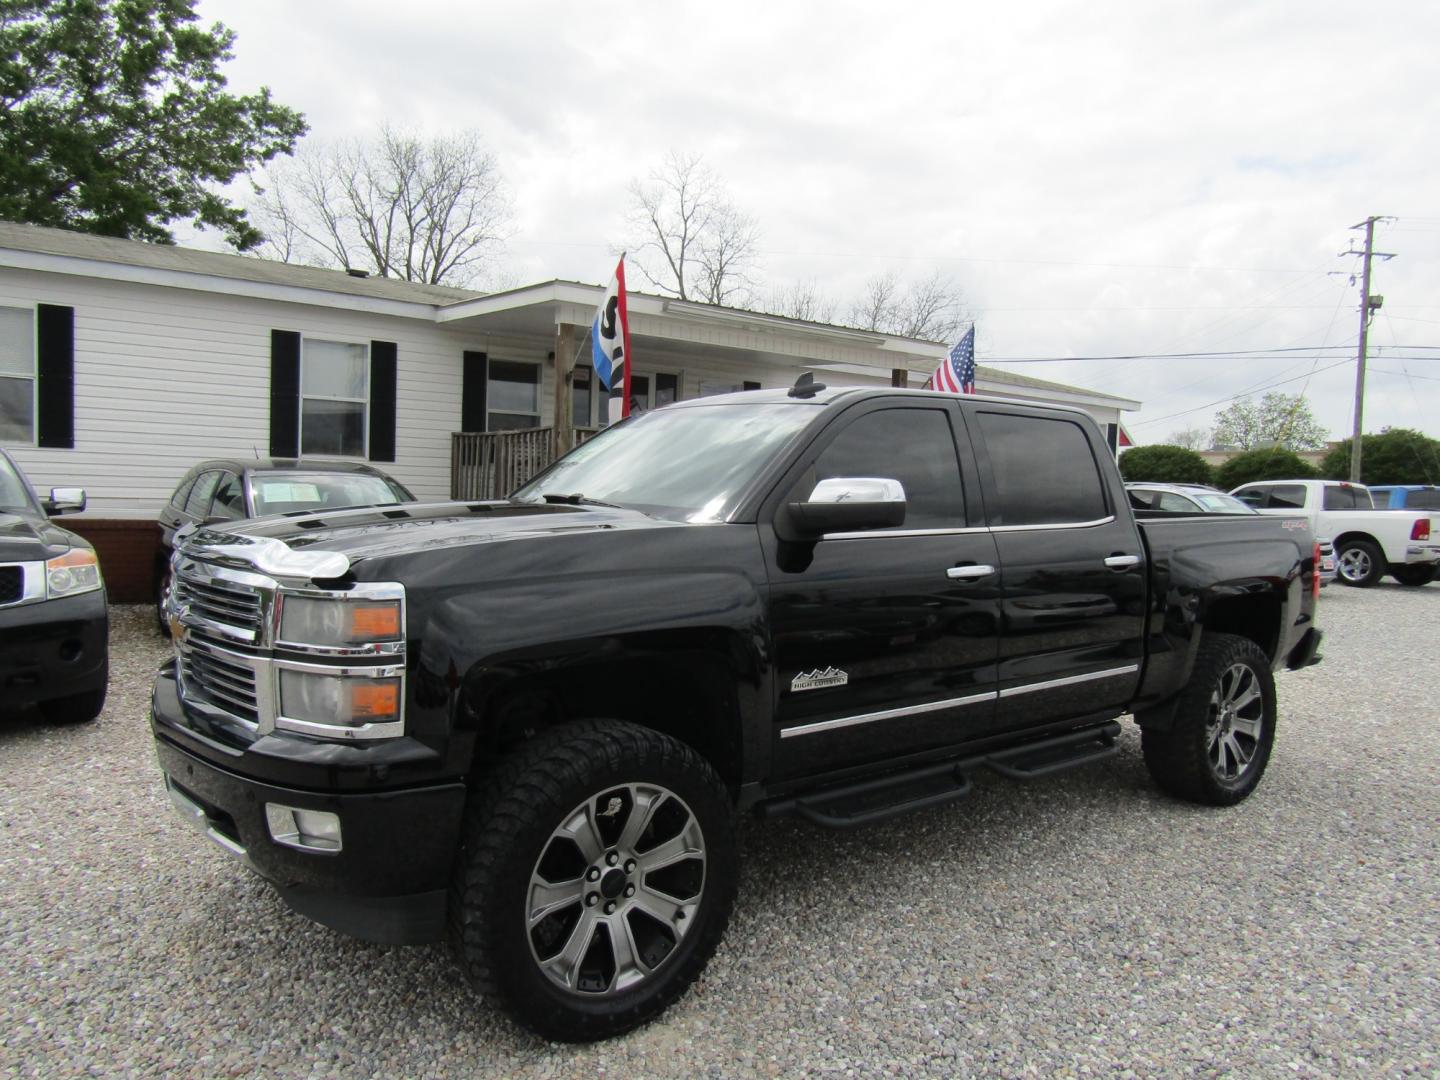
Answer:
[{"xmin": 790, "ymin": 667, "xmax": 849, "ymax": 692}]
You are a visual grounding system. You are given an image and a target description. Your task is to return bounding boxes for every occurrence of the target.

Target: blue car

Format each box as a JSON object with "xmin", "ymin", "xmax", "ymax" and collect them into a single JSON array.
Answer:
[{"xmin": 1368, "ymin": 485, "xmax": 1440, "ymax": 511}]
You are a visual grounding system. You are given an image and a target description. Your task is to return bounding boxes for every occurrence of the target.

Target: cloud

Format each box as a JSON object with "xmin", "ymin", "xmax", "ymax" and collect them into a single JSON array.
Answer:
[{"xmin": 198, "ymin": 0, "xmax": 1440, "ymax": 441}]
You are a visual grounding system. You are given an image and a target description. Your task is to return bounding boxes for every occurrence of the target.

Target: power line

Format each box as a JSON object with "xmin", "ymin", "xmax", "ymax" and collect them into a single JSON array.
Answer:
[
  {"xmin": 983, "ymin": 344, "xmax": 1439, "ymax": 364},
  {"xmin": 1129, "ymin": 359, "xmax": 1355, "ymax": 429}
]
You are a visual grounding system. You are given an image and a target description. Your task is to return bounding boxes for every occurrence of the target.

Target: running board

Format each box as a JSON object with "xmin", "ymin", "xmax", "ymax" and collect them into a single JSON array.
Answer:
[{"xmin": 761, "ymin": 720, "xmax": 1123, "ymax": 830}]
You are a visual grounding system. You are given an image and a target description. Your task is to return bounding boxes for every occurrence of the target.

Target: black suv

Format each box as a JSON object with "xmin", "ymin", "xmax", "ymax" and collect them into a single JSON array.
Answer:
[{"xmin": 0, "ymin": 448, "xmax": 107, "ymax": 723}]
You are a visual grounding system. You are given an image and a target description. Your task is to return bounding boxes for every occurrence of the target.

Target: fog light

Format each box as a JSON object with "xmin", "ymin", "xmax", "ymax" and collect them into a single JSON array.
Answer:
[{"xmin": 265, "ymin": 803, "xmax": 342, "ymax": 853}]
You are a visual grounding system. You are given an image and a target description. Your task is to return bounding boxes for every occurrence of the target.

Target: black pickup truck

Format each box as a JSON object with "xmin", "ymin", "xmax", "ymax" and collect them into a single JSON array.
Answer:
[{"xmin": 151, "ymin": 384, "xmax": 1322, "ymax": 1041}]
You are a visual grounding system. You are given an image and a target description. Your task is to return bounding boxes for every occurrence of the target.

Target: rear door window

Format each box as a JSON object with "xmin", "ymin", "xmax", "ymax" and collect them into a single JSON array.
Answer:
[
  {"xmin": 977, "ymin": 412, "xmax": 1107, "ymax": 526},
  {"xmin": 1265, "ymin": 485, "xmax": 1306, "ymax": 509},
  {"xmin": 183, "ymin": 472, "xmax": 221, "ymax": 517}
]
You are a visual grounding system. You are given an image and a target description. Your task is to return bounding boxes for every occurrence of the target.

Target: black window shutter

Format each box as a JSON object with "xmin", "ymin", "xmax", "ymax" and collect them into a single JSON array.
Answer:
[
  {"xmin": 36, "ymin": 304, "xmax": 75, "ymax": 448},
  {"xmin": 369, "ymin": 340, "xmax": 397, "ymax": 462},
  {"xmin": 461, "ymin": 351, "xmax": 488, "ymax": 432},
  {"xmin": 270, "ymin": 330, "xmax": 301, "ymax": 457}
]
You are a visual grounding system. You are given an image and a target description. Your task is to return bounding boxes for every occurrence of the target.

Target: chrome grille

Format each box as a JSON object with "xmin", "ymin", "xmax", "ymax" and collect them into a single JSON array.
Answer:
[
  {"xmin": 178, "ymin": 636, "xmax": 261, "ymax": 725},
  {"xmin": 173, "ymin": 574, "xmax": 265, "ymax": 638},
  {"xmin": 0, "ymin": 564, "xmax": 21, "ymax": 606}
]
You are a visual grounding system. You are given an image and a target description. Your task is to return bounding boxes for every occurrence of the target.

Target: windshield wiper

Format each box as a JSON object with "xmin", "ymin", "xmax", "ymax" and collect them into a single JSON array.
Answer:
[{"xmin": 540, "ymin": 492, "xmax": 624, "ymax": 509}]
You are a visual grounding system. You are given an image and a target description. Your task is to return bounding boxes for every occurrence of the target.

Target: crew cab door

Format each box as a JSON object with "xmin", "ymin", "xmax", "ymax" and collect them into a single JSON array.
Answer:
[
  {"xmin": 969, "ymin": 405, "xmax": 1146, "ymax": 732},
  {"xmin": 760, "ymin": 399, "xmax": 999, "ymax": 779}
]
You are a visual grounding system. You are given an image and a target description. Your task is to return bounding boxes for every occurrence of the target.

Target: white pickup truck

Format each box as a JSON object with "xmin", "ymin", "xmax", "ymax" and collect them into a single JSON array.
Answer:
[{"xmin": 1230, "ymin": 479, "xmax": 1440, "ymax": 587}]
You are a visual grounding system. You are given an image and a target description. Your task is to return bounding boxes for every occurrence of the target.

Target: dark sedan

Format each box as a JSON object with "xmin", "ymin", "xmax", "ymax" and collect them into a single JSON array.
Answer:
[
  {"xmin": 0, "ymin": 448, "xmax": 108, "ymax": 723},
  {"xmin": 155, "ymin": 458, "xmax": 415, "ymax": 631}
]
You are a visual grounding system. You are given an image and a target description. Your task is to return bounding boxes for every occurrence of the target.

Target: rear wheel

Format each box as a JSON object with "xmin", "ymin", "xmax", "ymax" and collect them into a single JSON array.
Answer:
[
  {"xmin": 1142, "ymin": 633, "xmax": 1275, "ymax": 806},
  {"xmin": 1390, "ymin": 564, "xmax": 1437, "ymax": 587},
  {"xmin": 449, "ymin": 720, "xmax": 737, "ymax": 1042},
  {"xmin": 1336, "ymin": 539, "xmax": 1384, "ymax": 587}
]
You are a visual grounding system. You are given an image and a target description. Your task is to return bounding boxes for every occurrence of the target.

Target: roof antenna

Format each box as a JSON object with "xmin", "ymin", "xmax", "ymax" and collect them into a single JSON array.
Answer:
[{"xmin": 788, "ymin": 371, "xmax": 827, "ymax": 399}]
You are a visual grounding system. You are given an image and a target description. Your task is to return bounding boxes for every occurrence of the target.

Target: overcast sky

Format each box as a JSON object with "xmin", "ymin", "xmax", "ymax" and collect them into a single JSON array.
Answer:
[{"xmin": 195, "ymin": 0, "xmax": 1440, "ymax": 445}]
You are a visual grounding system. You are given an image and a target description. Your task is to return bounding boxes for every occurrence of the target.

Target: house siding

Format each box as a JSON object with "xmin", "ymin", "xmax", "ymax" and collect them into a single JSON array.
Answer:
[{"xmin": 0, "ymin": 267, "xmax": 473, "ymax": 517}]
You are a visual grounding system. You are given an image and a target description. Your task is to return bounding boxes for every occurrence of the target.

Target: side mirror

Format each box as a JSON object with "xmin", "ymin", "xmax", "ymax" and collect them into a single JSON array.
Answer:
[
  {"xmin": 44, "ymin": 487, "xmax": 86, "ymax": 516},
  {"xmin": 778, "ymin": 477, "xmax": 906, "ymax": 541}
]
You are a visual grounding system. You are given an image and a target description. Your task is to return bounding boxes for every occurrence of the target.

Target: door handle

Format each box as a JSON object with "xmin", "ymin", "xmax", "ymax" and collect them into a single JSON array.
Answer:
[
  {"xmin": 1104, "ymin": 554, "xmax": 1141, "ymax": 570},
  {"xmin": 946, "ymin": 564, "xmax": 995, "ymax": 580}
]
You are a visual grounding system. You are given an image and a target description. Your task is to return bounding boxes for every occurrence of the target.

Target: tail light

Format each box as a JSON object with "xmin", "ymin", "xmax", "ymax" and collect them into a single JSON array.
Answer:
[
  {"xmin": 1312, "ymin": 541, "xmax": 1322, "ymax": 600},
  {"xmin": 1413, "ymin": 519, "xmax": 1431, "ymax": 542}
]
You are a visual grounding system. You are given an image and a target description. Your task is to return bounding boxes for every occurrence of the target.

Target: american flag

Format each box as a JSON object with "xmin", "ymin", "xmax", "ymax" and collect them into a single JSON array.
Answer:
[{"xmin": 926, "ymin": 327, "xmax": 976, "ymax": 394}]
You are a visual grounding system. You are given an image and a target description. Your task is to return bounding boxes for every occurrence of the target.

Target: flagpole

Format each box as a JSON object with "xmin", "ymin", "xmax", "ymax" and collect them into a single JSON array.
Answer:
[{"xmin": 617, "ymin": 255, "xmax": 634, "ymax": 418}]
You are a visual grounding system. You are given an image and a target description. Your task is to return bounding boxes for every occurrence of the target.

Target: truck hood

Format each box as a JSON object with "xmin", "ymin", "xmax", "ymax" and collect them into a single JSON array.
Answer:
[
  {"xmin": 182, "ymin": 500, "xmax": 680, "ymax": 578},
  {"xmin": 0, "ymin": 510, "xmax": 83, "ymax": 562}
]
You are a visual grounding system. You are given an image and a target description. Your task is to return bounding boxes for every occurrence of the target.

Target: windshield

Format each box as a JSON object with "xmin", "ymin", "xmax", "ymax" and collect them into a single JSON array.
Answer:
[
  {"xmin": 513, "ymin": 402, "xmax": 822, "ymax": 521},
  {"xmin": 1194, "ymin": 493, "xmax": 1256, "ymax": 514},
  {"xmin": 0, "ymin": 453, "xmax": 40, "ymax": 516},
  {"xmin": 251, "ymin": 472, "xmax": 413, "ymax": 516}
]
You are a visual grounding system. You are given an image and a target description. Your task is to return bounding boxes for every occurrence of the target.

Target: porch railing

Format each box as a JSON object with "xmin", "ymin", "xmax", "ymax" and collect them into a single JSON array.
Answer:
[{"xmin": 450, "ymin": 427, "xmax": 600, "ymax": 500}]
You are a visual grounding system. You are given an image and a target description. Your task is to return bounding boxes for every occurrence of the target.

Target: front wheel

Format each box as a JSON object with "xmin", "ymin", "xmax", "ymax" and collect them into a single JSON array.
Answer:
[
  {"xmin": 1142, "ymin": 633, "xmax": 1276, "ymax": 806},
  {"xmin": 1390, "ymin": 564, "xmax": 1437, "ymax": 587},
  {"xmin": 449, "ymin": 720, "xmax": 737, "ymax": 1042},
  {"xmin": 1336, "ymin": 539, "xmax": 1384, "ymax": 587}
]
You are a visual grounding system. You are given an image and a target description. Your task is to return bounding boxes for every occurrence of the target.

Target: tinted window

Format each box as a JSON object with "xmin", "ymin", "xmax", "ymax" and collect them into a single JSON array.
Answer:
[
  {"xmin": 1127, "ymin": 489, "xmax": 1159, "ymax": 510},
  {"xmin": 184, "ymin": 472, "xmax": 221, "ymax": 516},
  {"xmin": 1233, "ymin": 488, "xmax": 1266, "ymax": 507},
  {"xmin": 1323, "ymin": 486, "xmax": 1371, "ymax": 510},
  {"xmin": 209, "ymin": 473, "xmax": 245, "ymax": 520},
  {"xmin": 978, "ymin": 412, "xmax": 1107, "ymax": 526},
  {"xmin": 803, "ymin": 407, "xmax": 964, "ymax": 530},
  {"xmin": 1408, "ymin": 490, "xmax": 1440, "ymax": 510},
  {"xmin": 1266, "ymin": 485, "xmax": 1306, "ymax": 509}
]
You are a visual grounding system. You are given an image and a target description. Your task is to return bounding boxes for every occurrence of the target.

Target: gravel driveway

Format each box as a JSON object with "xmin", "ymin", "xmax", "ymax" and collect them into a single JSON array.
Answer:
[{"xmin": 2, "ymin": 585, "xmax": 1438, "ymax": 1078}]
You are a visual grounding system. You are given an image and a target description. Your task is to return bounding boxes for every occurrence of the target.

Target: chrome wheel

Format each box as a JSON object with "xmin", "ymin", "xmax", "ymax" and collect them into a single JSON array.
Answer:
[
  {"xmin": 527, "ymin": 783, "xmax": 707, "ymax": 997},
  {"xmin": 1338, "ymin": 546, "xmax": 1373, "ymax": 583},
  {"xmin": 1205, "ymin": 663, "xmax": 1264, "ymax": 781}
]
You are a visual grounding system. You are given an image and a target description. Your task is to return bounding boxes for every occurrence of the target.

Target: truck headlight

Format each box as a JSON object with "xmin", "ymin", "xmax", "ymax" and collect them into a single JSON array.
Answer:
[
  {"xmin": 46, "ymin": 549, "xmax": 102, "ymax": 598},
  {"xmin": 279, "ymin": 669, "xmax": 402, "ymax": 733},
  {"xmin": 280, "ymin": 596, "xmax": 402, "ymax": 648}
]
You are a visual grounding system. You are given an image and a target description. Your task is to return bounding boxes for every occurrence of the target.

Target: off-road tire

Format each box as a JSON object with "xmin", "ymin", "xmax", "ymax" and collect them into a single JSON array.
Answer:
[
  {"xmin": 1336, "ymin": 539, "xmax": 1384, "ymax": 587},
  {"xmin": 448, "ymin": 720, "xmax": 737, "ymax": 1042},
  {"xmin": 1142, "ymin": 633, "xmax": 1275, "ymax": 806},
  {"xmin": 1390, "ymin": 564, "xmax": 1436, "ymax": 587}
]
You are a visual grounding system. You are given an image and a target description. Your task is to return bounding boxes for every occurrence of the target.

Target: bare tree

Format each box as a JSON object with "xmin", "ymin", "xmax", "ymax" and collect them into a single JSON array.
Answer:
[
  {"xmin": 251, "ymin": 126, "xmax": 511, "ymax": 286},
  {"xmin": 1165, "ymin": 426, "xmax": 1210, "ymax": 450},
  {"xmin": 626, "ymin": 151, "xmax": 760, "ymax": 305},
  {"xmin": 847, "ymin": 269, "xmax": 968, "ymax": 342},
  {"xmin": 767, "ymin": 279, "xmax": 838, "ymax": 324}
]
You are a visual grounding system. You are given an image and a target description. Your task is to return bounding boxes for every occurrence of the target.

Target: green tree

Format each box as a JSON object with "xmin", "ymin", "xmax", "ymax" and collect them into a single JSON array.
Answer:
[
  {"xmin": 1215, "ymin": 448, "xmax": 1318, "ymax": 490},
  {"xmin": 1210, "ymin": 392, "xmax": 1328, "ymax": 451},
  {"xmin": 1118, "ymin": 445, "xmax": 1213, "ymax": 484},
  {"xmin": 1321, "ymin": 428, "xmax": 1440, "ymax": 485},
  {"xmin": 0, "ymin": 0, "xmax": 306, "ymax": 248}
]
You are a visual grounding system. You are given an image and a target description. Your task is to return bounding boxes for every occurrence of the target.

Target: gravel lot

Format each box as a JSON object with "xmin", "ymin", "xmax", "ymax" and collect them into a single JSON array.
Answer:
[{"xmin": 2, "ymin": 585, "xmax": 1438, "ymax": 1078}]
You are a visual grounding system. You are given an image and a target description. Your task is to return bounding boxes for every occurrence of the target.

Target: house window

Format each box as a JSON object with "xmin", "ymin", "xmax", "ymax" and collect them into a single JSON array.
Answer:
[
  {"xmin": 572, "ymin": 365, "xmax": 594, "ymax": 429},
  {"xmin": 0, "ymin": 306, "xmax": 35, "ymax": 444},
  {"xmin": 488, "ymin": 360, "xmax": 541, "ymax": 430},
  {"xmin": 301, "ymin": 339, "xmax": 368, "ymax": 456}
]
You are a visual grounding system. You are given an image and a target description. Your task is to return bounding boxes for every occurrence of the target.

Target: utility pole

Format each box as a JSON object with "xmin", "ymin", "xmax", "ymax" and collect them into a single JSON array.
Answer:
[{"xmin": 1342, "ymin": 217, "xmax": 1396, "ymax": 482}]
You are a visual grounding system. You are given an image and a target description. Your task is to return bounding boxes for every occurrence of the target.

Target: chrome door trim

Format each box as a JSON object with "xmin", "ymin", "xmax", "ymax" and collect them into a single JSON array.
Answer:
[
  {"xmin": 779, "ymin": 691, "xmax": 997, "ymax": 739},
  {"xmin": 990, "ymin": 515, "xmax": 1115, "ymax": 534},
  {"xmin": 997, "ymin": 664, "xmax": 1140, "ymax": 699},
  {"xmin": 821, "ymin": 526, "xmax": 991, "ymax": 541}
]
